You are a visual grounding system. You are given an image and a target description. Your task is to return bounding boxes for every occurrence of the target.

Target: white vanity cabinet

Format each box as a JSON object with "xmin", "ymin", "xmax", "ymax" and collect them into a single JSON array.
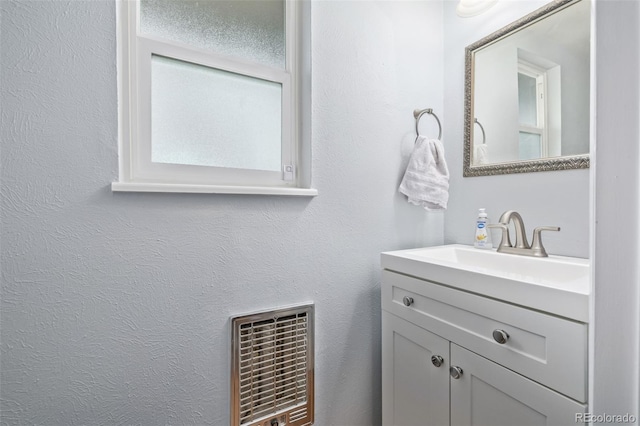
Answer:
[
  {"xmin": 381, "ymin": 269, "xmax": 588, "ymax": 426},
  {"xmin": 382, "ymin": 312, "xmax": 450, "ymax": 426}
]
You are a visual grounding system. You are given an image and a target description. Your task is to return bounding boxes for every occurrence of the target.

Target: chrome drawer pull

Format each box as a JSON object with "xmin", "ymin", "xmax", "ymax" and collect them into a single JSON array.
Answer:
[
  {"xmin": 402, "ymin": 296, "xmax": 414, "ymax": 307},
  {"xmin": 449, "ymin": 366, "xmax": 463, "ymax": 379},
  {"xmin": 492, "ymin": 329, "xmax": 510, "ymax": 344},
  {"xmin": 431, "ymin": 355, "xmax": 444, "ymax": 368}
]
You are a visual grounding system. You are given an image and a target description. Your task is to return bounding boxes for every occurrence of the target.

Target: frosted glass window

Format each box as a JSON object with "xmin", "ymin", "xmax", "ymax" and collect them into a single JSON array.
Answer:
[
  {"xmin": 116, "ymin": 0, "xmax": 309, "ymax": 193},
  {"xmin": 151, "ymin": 55, "xmax": 282, "ymax": 172},
  {"xmin": 518, "ymin": 73, "xmax": 538, "ymax": 127},
  {"xmin": 140, "ymin": 0, "xmax": 285, "ymax": 69},
  {"xmin": 519, "ymin": 132, "xmax": 542, "ymax": 160}
]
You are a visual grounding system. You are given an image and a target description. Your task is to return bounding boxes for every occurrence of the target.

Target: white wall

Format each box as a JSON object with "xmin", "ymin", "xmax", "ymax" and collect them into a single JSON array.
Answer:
[
  {"xmin": 592, "ymin": 0, "xmax": 640, "ymax": 421},
  {"xmin": 0, "ymin": 1, "xmax": 443, "ymax": 424},
  {"xmin": 443, "ymin": 0, "xmax": 590, "ymax": 258}
]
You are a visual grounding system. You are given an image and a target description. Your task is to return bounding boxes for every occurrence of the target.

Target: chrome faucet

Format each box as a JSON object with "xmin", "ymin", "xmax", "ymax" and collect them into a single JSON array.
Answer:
[{"xmin": 488, "ymin": 210, "xmax": 560, "ymax": 257}]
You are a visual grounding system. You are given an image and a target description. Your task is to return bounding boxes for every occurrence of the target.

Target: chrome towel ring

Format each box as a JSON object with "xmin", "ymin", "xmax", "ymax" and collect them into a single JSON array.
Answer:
[
  {"xmin": 413, "ymin": 108, "xmax": 442, "ymax": 141},
  {"xmin": 474, "ymin": 118, "xmax": 486, "ymax": 144}
]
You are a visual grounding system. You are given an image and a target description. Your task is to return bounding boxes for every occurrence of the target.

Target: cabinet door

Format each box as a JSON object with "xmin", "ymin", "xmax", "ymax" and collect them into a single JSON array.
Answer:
[
  {"xmin": 382, "ymin": 312, "xmax": 450, "ymax": 426},
  {"xmin": 450, "ymin": 344, "xmax": 586, "ymax": 426}
]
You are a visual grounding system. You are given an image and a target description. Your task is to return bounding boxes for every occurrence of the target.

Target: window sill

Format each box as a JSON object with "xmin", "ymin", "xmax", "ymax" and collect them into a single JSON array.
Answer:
[{"xmin": 111, "ymin": 182, "xmax": 318, "ymax": 197}]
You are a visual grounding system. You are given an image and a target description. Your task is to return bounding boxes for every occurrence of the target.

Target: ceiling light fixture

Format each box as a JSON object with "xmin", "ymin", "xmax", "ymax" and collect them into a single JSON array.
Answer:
[{"xmin": 456, "ymin": 0, "xmax": 498, "ymax": 17}]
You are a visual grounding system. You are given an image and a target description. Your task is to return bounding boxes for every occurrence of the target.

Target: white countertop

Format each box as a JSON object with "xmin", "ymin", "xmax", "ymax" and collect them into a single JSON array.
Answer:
[{"xmin": 381, "ymin": 244, "xmax": 590, "ymax": 322}]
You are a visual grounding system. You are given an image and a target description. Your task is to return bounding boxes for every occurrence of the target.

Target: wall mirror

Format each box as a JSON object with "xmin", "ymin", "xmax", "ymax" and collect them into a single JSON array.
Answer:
[{"xmin": 463, "ymin": 0, "xmax": 590, "ymax": 177}]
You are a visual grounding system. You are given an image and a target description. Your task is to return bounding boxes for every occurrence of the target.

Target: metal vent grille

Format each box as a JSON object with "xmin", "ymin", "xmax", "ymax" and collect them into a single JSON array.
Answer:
[{"xmin": 231, "ymin": 304, "xmax": 314, "ymax": 426}]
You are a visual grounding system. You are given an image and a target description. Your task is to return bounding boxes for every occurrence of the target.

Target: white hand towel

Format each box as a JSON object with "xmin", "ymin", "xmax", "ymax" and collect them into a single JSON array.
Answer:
[
  {"xmin": 399, "ymin": 136, "xmax": 449, "ymax": 210},
  {"xmin": 474, "ymin": 144, "xmax": 489, "ymax": 165}
]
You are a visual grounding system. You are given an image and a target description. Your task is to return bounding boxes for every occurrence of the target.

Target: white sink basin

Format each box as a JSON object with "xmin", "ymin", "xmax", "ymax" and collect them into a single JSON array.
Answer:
[{"xmin": 381, "ymin": 244, "xmax": 590, "ymax": 322}]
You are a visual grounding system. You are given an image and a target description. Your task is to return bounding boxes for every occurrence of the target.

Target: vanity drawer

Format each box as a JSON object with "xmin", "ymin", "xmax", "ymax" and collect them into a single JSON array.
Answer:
[{"xmin": 381, "ymin": 270, "xmax": 587, "ymax": 402}]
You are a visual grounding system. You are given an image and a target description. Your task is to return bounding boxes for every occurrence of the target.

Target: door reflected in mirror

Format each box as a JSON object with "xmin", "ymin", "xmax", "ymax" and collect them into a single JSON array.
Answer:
[{"xmin": 464, "ymin": 0, "xmax": 590, "ymax": 176}]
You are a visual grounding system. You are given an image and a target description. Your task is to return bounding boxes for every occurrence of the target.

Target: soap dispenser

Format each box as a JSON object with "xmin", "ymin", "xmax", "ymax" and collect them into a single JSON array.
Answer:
[{"xmin": 474, "ymin": 208, "xmax": 493, "ymax": 249}]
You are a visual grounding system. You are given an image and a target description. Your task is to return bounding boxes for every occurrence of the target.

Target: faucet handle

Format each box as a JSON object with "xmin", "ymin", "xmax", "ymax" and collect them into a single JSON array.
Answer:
[
  {"xmin": 531, "ymin": 226, "xmax": 560, "ymax": 257},
  {"xmin": 488, "ymin": 223, "xmax": 511, "ymax": 249}
]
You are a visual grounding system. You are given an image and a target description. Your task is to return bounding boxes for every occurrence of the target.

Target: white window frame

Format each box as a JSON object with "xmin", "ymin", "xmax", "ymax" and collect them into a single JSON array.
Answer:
[
  {"xmin": 112, "ymin": 0, "xmax": 316, "ymax": 196},
  {"xmin": 518, "ymin": 61, "xmax": 549, "ymax": 157}
]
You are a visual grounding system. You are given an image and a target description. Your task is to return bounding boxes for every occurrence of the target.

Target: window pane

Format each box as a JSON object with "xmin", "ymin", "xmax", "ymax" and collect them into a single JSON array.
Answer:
[
  {"xmin": 151, "ymin": 55, "xmax": 282, "ymax": 172},
  {"xmin": 140, "ymin": 0, "xmax": 285, "ymax": 69},
  {"xmin": 518, "ymin": 73, "xmax": 538, "ymax": 127},
  {"xmin": 519, "ymin": 131, "xmax": 541, "ymax": 160}
]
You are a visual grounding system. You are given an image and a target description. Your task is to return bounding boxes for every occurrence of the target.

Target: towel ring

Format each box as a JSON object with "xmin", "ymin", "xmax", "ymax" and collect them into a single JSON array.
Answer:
[
  {"xmin": 413, "ymin": 108, "xmax": 442, "ymax": 141},
  {"xmin": 474, "ymin": 118, "xmax": 486, "ymax": 144}
]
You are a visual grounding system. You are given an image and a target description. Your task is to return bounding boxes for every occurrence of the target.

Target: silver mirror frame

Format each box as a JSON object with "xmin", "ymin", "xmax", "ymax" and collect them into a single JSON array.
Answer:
[{"xmin": 463, "ymin": 0, "xmax": 590, "ymax": 177}]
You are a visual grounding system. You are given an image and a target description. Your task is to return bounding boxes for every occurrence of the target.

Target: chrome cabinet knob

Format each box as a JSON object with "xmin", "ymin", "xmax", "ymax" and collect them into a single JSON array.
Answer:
[
  {"xmin": 431, "ymin": 355, "xmax": 444, "ymax": 368},
  {"xmin": 492, "ymin": 329, "xmax": 509, "ymax": 344},
  {"xmin": 449, "ymin": 366, "xmax": 463, "ymax": 379},
  {"xmin": 402, "ymin": 296, "xmax": 414, "ymax": 307}
]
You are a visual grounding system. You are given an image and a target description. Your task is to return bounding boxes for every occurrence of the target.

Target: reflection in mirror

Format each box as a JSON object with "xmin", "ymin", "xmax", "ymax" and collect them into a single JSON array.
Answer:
[{"xmin": 464, "ymin": 0, "xmax": 590, "ymax": 176}]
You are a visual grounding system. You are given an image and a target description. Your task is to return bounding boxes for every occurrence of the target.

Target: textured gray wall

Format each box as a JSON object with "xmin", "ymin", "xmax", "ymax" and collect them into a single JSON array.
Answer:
[{"xmin": 1, "ymin": 1, "xmax": 444, "ymax": 424}]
